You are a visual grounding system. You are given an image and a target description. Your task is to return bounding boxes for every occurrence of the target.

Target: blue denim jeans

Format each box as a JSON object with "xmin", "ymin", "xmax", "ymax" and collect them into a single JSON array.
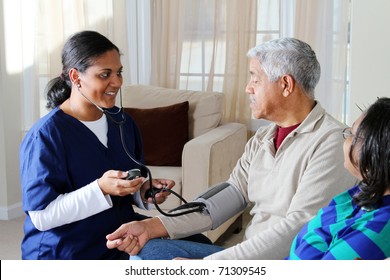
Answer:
[{"xmin": 130, "ymin": 238, "xmax": 225, "ymax": 260}]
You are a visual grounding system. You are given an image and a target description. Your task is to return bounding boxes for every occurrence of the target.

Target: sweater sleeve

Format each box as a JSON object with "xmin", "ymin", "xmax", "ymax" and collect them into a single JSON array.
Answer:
[{"xmin": 157, "ymin": 211, "xmax": 213, "ymax": 239}]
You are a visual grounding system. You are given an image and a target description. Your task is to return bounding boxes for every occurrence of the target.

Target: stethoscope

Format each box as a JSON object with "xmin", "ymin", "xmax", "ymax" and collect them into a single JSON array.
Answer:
[{"xmin": 77, "ymin": 86, "xmax": 205, "ymax": 216}]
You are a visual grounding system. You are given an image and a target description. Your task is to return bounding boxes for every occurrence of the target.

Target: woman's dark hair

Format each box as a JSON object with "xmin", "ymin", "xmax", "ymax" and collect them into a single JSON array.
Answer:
[
  {"xmin": 351, "ymin": 97, "xmax": 390, "ymax": 208},
  {"xmin": 45, "ymin": 30, "xmax": 120, "ymax": 109}
]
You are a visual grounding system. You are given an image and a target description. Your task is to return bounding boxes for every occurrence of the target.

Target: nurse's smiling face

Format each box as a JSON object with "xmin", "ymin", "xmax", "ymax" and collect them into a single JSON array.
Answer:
[
  {"xmin": 75, "ymin": 49, "xmax": 123, "ymax": 110},
  {"xmin": 65, "ymin": 49, "xmax": 124, "ymax": 121}
]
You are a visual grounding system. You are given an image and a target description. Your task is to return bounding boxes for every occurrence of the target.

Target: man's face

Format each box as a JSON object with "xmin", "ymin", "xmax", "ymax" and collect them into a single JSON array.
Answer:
[{"xmin": 245, "ymin": 58, "xmax": 284, "ymax": 120}]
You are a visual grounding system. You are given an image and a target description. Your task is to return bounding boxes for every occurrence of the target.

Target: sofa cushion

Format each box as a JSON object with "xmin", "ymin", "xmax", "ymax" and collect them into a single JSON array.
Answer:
[
  {"xmin": 121, "ymin": 85, "xmax": 223, "ymax": 139},
  {"xmin": 124, "ymin": 101, "xmax": 189, "ymax": 166}
]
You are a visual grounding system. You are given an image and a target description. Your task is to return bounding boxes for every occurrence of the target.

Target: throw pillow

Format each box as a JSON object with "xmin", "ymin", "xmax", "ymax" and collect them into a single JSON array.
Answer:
[{"xmin": 124, "ymin": 101, "xmax": 189, "ymax": 166}]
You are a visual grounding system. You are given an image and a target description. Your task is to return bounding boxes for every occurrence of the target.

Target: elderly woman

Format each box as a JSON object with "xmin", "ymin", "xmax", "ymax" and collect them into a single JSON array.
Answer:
[{"xmin": 287, "ymin": 97, "xmax": 390, "ymax": 260}]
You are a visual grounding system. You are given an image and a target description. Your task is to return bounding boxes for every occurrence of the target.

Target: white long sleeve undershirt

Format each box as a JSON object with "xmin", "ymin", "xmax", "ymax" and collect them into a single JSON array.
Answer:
[
  {"xmin": 29, "ymin": 180, "xmax": 110, "ymax": 231},
  {"xmin": 29, "ymin": 180, "xmax": 148, "ymax": 231}
]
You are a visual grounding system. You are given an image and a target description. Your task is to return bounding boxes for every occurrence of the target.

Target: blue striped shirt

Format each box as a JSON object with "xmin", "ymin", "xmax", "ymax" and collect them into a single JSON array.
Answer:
[{"xmin": 287, "ymin": 186, "xmax": 390, "ymax": 260}]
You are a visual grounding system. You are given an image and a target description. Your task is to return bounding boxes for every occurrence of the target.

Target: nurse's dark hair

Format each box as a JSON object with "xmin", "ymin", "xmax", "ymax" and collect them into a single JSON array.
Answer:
[
  {"xmin": 45, "ymin": 30, "xmax": 120, "ymax": 109},
  {"xmin": 350, "ymin": 97, "xmax": 390, "ymax": 208}
]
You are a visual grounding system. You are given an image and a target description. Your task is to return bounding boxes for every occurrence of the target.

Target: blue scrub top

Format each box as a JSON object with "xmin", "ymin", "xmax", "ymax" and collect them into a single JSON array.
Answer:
[{"xmin": 20, "ymin": 107, "xmax": 147, "ymax": 259}]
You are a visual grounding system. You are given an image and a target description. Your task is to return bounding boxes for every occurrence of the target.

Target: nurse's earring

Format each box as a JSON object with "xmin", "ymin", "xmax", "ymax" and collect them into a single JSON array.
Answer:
[{"xmin": 73, "ymin": 78, "xmax": 81, "ymax": 88}]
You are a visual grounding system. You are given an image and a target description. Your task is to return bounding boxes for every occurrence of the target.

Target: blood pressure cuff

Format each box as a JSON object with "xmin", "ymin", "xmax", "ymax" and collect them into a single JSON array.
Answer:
[{"xmin": 192, "ymin": 182, "xmax": 247, "ymax": 229}]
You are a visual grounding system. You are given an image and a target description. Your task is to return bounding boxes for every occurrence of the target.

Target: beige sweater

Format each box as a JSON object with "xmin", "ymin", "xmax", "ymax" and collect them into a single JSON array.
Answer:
[{"xmin": 159, "ymin": 102, "xmax": 357, "ymax": 259}]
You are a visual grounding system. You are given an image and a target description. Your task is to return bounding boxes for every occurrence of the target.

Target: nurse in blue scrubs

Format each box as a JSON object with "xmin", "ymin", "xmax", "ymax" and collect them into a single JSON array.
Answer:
[{"xmin": 19, "ymin": 31, "xmax": 173, "ymax": 259}]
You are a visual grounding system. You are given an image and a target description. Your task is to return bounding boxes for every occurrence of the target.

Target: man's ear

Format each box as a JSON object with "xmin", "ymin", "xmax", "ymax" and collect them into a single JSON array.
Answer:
[{"xmin": 281, "ymin": 74, "xmax": 295, "ymax": 97}]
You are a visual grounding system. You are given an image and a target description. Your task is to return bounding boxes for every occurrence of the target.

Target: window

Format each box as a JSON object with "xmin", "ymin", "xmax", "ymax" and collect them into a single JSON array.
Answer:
[{"xmin": 179, "ymin": 0, "xmax": 280, "ymax": 92}]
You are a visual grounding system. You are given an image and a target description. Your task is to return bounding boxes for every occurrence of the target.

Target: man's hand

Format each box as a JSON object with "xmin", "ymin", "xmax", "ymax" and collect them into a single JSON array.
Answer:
[
  {"xmin": 106, "ymin": 217, "xmax": 169, "ymax": 256},
  {"xmin": 106, "ymin": 220, "xmax": 149, "ymax": 255}
]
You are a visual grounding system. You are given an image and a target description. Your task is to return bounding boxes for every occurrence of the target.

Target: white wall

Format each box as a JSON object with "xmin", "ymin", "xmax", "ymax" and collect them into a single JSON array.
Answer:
[
  {"xmin": 348, "ymin": 0, "xmax": 390, "ymax": 124},
  {"xmin": 0, "ymin": 0, "xmax": 24, "ymax": 219}
]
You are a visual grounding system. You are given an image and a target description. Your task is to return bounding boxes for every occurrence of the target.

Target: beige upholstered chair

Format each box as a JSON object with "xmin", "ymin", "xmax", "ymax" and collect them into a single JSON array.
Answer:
[{"xmin": 122, "ymin": 84, "xmax": 247, "ymax": 242}]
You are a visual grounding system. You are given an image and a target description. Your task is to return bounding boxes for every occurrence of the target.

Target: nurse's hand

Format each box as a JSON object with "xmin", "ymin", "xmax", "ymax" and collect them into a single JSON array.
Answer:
[
  {"xmin": 140, "ymin": 178, "xmax": 174, "ymax": 204},
  {"xmin": 97, "ymin": 170, "xmax": 145, "ymax": 196}
]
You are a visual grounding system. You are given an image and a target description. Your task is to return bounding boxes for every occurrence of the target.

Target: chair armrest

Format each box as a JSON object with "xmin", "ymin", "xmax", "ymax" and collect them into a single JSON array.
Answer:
[{"xmin": 181, "ymin": 122, "xmax": 247, "ymax": 201}]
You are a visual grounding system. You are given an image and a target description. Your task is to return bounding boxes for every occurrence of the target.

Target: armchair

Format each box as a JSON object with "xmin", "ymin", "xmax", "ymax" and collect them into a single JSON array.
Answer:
[{"xmin": 121, "ymin": 84, "xmax": 247, "ymax": 242}]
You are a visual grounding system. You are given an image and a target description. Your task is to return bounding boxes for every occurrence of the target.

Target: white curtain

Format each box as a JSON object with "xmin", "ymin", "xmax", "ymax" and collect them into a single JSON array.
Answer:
[
  {"xmin": 35, "ymin": 0, "xmax": 129, "ymax": 79},
  {"xmin": 11, "ymin": 0, "xmax": 350, "ymax": 131},
  {"xmin": 12, "ymin": 0, "xmax": 129, "ymax": 129},
  {"xmin": 150, "ymin": 0, "xmax": 257, "ymax": 126},
  {"xmin": 222, "ymin": 0, "xmax": 258, "ymax": 125},
  {"xmin": 281, "ymin": 0, "xmax": 350, "ymax": 122},
  {"xmin": 150, "ymin": 0, "xmax": 185, "ymax": 88},
  {"xmin": 150, "ymin": 0, "xmax": 350, "ymax": 127}
]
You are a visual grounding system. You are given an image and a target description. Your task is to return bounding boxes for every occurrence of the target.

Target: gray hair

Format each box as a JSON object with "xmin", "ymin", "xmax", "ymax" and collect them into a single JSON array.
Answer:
[{"xmin": 247, "ymin": 37, "xmax": 320, "ymax": 99}]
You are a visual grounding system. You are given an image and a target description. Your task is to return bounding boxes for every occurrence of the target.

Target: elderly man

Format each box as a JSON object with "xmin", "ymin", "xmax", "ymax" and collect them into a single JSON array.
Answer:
[{"xmin": 106, "ymin": 38, "xmax": 356, "ymax": 260}]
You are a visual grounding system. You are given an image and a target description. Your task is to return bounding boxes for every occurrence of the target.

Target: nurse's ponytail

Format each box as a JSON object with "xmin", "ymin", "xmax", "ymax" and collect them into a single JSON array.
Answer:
[{"xmin": 45, "ymin": 73, "xmax": 71, "ymax": 109}]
